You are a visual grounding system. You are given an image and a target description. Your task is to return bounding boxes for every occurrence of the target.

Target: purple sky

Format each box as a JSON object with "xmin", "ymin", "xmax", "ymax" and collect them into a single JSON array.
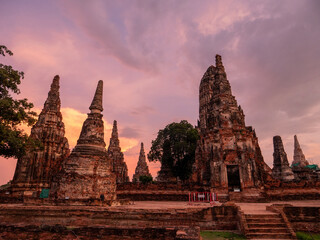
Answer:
[{"xmin": 1, "ymin": 0, "xmax": 320, "ymax": 184}]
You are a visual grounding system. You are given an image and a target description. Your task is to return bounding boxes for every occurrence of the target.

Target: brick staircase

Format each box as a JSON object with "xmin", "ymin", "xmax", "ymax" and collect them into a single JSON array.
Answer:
[{"xmin": 245, "ymin": 213, "xmax": 296, "ymax": 239}]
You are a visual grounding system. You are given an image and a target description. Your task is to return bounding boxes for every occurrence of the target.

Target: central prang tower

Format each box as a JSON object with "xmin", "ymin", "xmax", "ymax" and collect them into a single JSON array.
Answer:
[{"xmin": 192, "ymin": 55, "xmax": 272, "ymax": 199}]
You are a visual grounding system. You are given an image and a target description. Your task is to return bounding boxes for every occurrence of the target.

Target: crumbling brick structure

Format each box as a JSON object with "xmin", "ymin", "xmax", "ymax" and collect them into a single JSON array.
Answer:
[
  {"xmin": 11, "ymin": 75, "xmax": 70, "ymax": 196},
  {"xmin": 272, "ymin": 136, "xmax": 295, "ymax": 181},
  {"xmin": 192, "ymin": 55, "xmax": 272, "ymax": 199},
  {"xmin": 51, "ymin": 80, "xmax": 116, "ymax": 203},
  {"xmin": 132, "ymin": 143, "xmax": 152, "ymax": 182},
  {"xmin": 107, "ymin": 120, "xmax": 129, "ymax": 183}
]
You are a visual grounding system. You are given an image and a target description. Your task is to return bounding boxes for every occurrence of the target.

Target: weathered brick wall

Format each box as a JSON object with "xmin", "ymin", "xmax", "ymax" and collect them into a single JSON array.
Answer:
[
  {"xmin": 0, "ymin": 225, "xmax": 199, "ymax": 240},
  {"xmin": 117, "ymin": 182, "xmax": 210, "ymax": 201},
  {"xmin": 284, "ymin": 206, "xmax": 320, "ymax": 233},
  {"xmin": 117, "ymin": 182, "xmax": 210, "ymax": 191},
  {"xmin": 0, "ymin": 204, "xmax": 239, "ymax": 238},
  {"xmin": 266, "ymin": 187, "xmax": 320, "ymax": 201}
]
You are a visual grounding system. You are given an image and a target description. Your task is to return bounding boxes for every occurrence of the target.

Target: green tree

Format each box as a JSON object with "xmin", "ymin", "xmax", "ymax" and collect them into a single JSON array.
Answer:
[
  {"xmin": 0, "ymin": 45, "xmax": 37, "ymax": 159},
  {"xmin": 148, "ymin": 120, "xmax": 199, "ymax": 181},
  {"xmin": 139, "ymin": 175, "xmax": 153, "ymax": 184}
]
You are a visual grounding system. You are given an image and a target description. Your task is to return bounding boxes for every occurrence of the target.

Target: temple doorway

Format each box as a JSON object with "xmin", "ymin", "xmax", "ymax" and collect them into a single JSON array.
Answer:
[{"xmin": 227, "ymin": 165, "xmax": 241, "ymax": 192}]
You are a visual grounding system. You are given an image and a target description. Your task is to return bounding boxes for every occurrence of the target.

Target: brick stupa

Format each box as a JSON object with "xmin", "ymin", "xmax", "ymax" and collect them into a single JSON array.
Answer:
[
  {"xmin": 11, "ymin": 75, "xmax": 70, "ymax": 196},
  {"xmin": 272, "ymin": 136, "xmax": 295, "ymax": 181},
  {"xmin": 292, "ymin": 135, "xmax": 309, "ymax": 168},
  {"xmin": 107, "ymin": 120, "xmax": 129, "ymax": 183},
  {"xmin": 52, "ymin": 80, "xmax": 116, "ymax": 204},
  {"xmin": 192, "ymin": 55, "xmax": 272, "ymax": 199},
  {"xmin": 133, "ymin": 143, "xmax": 152, "ymax": 182}
]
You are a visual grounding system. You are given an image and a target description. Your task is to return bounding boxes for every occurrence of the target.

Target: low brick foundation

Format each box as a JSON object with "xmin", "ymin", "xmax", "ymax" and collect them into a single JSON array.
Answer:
[
  {"xmin": 283, "ymin": 206, "xmax": 320, "ymax": 233},
  {"xmin": 0, "ymin": 204, "xmax": 239, "ymax": 239},
  {"xmin": 266, "ymin": 187, "xmax": 320, "ymax": 201},
  {"xmin": 0, "ymin": 225, "xmax": 200, "ymax": 240}
]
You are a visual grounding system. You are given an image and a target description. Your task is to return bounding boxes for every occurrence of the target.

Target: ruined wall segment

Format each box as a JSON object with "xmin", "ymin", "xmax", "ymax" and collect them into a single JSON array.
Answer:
[
  {"xmin": 53, "ymin": 80, "xmax": 116, "ymax": 203},
  {"xmin": 12, "ymin": 75, "xmax": 69, "ymax": 194},
  {"xmin": 272, "ymin": 136, "xmax": 295, "ymax": 181},
  {"xmin": 192, "ymin": 55, "xmax": 271, "ymax": 193},
  {"xmin": 132, "ymin": 143, "xmax": 152, "ymax": 182},
  {"xmin": 107, "ymin": 120, "xmax": 129, "ymax": 183}
]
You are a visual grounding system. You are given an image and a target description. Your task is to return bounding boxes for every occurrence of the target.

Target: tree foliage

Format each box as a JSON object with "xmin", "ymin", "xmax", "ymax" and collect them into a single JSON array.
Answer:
[
  {"xmin": 139, "ymin": 175, "xmax": 153, "ymax": 184},
  {"xmin": 0, "ymin": 45, "xmax": 37, "ymax": 159},
  {"xmin": 148, "ymin": 120, "xmax": 199, "ymax": 181}
]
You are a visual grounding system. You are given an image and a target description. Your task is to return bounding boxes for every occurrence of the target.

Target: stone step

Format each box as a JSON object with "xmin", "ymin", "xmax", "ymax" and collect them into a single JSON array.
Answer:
[
  {"xmin": 246, "ymin": 218, "xmax": 284, "ymax": 224},
  {"xmin": 246, "ymin": 232, "xmax": 292, "ymax": 239},
  {"xmin": 247, "ymin": 227, "xmax": 289, "ymax": 233},
  {"xmin": 248, "ymin": 223, "xmax": 286, "ymax": 228},
  {"xmin": 245, "ymin": 214, "xmax": 280, "ymax": 219}
]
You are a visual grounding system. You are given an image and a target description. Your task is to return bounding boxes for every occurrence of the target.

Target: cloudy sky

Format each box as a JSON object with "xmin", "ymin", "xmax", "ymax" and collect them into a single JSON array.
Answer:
[{"xmin": 1, "ymin": 0, "xmax": 320, "ymax": 185}]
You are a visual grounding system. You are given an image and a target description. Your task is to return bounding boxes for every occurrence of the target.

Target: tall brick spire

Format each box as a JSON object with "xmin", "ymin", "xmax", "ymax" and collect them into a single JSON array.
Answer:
[
  {"xmin": 89, "ymin": 80, "xmax": 103, "ymax": 113},
  {"xmin": 109, "ymin": 120, "xmax": 120, "ymax": 148},
  {"xmin": 192, "ymin": 54, "xmax": 272, "ymax": 194},
  {"xmin": 53, "ymin": 80, "xmax": 116, "ymax": 203},
  {"xmin": 76, "ymin": 81, "xmax": 106, "ymax": 150},
  {"xmin": 292, "ymin": 135, "xmax": 309, "ymax": 167},
  {"xmin": 272, "ymin": 136, "xmax": 295, "ymax": 181},
  {"xmin": 42, "ymin": 75, "xmax": 61, "ymax": 111},
  {"xmin": 12, "ymin": 75, "xmax": 70, "ymax": 193},
  {"xmin": 133, "ymin": 142, "xmax": 152, "ymax": 182},
  {"xmin": 107, "ymin": 120, "xmax": 129, "ymax": 183}
]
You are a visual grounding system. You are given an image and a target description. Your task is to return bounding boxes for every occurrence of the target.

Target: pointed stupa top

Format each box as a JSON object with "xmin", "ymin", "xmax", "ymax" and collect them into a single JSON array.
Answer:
[
  {"xmin": 43, "ymin": 75, "xmax": 61, "ymax": 112},
  {"xmin": 89, "ymin": 80, "xmax": 103, "ymax": 113},
  {"xmin": 139, "ymin": 142, "xmax": 146, "ymax": 159},
  {"xmin": 74, "ymin": 80, "xmax": 106, "ymax": 150},
  {"xmin": 215, "ymin": 54, "xmax": 226, "ymax": 77},
  {"xmin": 294, "ymin": 135, "xmax": 301, "ymax": 150},
  {"xmin": 293, "ymin": 135, "xmax": 309, "ymax": 167},
  {"xmin": 215, "ymin": 54, "xmax": 223, "ymax": 68},
  {"xmin": 140, "ymin": 142, "xmax": 144, "ymax": 153},
  {"xmin": 112, "ymin": 120, "xmax": 119, "ymax": 139},
  {"xmin": 108, "ymin": 120, "xmax": 121, "ymax": 151},
  {"xmin": 133, "ymin": 142, "xmax": 151, "ymax": 181}
]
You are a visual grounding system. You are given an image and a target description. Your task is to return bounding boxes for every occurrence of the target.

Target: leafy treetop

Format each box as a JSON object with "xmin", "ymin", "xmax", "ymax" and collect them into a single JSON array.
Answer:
[
  {"xmin": 148, "ymin": 120, "xmax": 199, "ymax": 181},
  {"xmin": 0, "ymin": 45, "xmax": 37, "ymax": 159}
]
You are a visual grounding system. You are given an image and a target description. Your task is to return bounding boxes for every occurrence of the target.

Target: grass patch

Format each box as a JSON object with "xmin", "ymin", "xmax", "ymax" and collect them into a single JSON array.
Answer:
[
  {"xmin": 200, "ymin": 231, "xmax": 247, "ymax": 240},
  {"xmin": 296, "ymin": 232, "xmax": 320, "ymax": 240}
]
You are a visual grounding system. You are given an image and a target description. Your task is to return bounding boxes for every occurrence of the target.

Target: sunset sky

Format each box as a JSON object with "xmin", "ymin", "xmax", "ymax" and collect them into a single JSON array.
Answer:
[{"xmin": 1, "ymin": 0, "xmax": 320, "ymax": 185}]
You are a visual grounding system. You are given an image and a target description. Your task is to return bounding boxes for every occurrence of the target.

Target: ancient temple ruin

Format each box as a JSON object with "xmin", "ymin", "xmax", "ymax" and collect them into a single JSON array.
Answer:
[
  {"xmin": 132, "ymin": 143, "xmax": 152, "ymax": 182},
  {"xmin": 107, "ymin": 120, "xmax": 129, "ymax": 183},
  {"xmin": 52, "ymin": 80, "xmax": 116, "ymax": 204},
  {"xmin": 192, "ymin": 55, "xmax": 271, "ymax": 197},
  {"xmin": 11, "ymin": 75, "xmax": 70, "ymax": 196},
  {"xmin": 272, "ymin": 136, "xmax": 295, "ymax": 181}
]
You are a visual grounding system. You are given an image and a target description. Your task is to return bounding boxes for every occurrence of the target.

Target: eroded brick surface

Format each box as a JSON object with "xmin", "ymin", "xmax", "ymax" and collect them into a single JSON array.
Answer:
[
  {"xmin": 52, "ymin": 81, "xmax": 116, "ymax": 202},
  {"xmin": 192, "ymin": 55, "xmax": 272, "ymax": 196},
  {"xmin": 132, "ymin": 143, "xmax": 152, "ymax": 182},
  {"xmin": 107, "ymin": 120, "xmax": 129, "ymax": 184},
  {"xmin": 11, "ymin": 75, "xmax": 70, "ymax": 195}
]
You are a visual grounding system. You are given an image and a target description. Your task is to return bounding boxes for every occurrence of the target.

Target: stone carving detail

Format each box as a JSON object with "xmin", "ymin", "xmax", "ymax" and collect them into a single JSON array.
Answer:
[
  {"xmin": 52, "ymin": 80, "xmax": 116, "ymax": 202},
  {"xmin": 11, "ymin": 75, "xmax": 70, "ymax": 194},
  {"xmin": 133, "ymin": 143, "xmax": 152, "ymax": 182},
  {"xmin": 292, "ymin": 135, "xmax": 309, "ymax": 168},
  {"xmin": 272, "ymin": 136, "xmax": 295, "ymax": 181},
  {"xmin": 107, "ymin": 120, "xmax": 129, "ymax": 183},
  {"xmin": 192, "ymin": 55, "xmax": 271, "ymax": 191}
]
